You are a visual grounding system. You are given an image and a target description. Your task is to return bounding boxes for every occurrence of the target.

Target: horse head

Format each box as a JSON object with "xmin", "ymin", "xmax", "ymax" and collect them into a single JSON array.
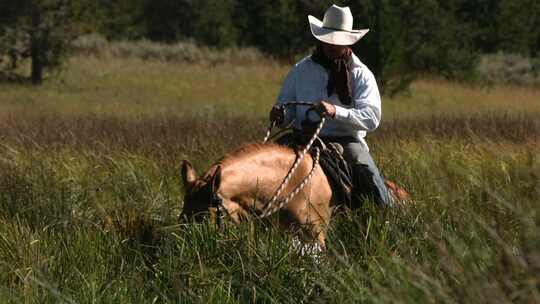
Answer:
[{"xmin": 180, "ymin": 160, "xmax": 222, "ymax": 223}]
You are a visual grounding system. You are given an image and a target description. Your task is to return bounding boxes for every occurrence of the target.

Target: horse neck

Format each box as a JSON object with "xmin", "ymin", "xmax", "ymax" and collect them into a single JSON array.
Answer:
[{"xmin": 218, "ymin": 145, "xmax": 299, "ymax": 201}]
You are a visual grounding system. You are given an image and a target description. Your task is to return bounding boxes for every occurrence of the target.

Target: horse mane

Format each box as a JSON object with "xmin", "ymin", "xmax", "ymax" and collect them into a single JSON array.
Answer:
[
  {"xmin": 193, "ymin": 143, "xmax": 292, "ymax": 188},
  {"xmin": 219, "ymin": 142, "xmax": 292, "ymax": 167}
]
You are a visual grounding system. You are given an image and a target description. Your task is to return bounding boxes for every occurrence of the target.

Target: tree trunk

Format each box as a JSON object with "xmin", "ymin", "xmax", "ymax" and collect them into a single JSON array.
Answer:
[
  {"xmin": 8, "ymin": 49, "xmax": 17, "ymax": 70},
  {"xmin": 30, "ymin": 2, "xmax": 42, "ymax": 85}
]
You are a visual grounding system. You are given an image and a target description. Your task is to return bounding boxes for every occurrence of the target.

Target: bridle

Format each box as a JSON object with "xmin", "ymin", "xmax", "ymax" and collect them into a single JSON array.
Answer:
[
  {"xmin": 210, "ymin": 190, "xmax": 225, "ymax": 228},
  {"xmin": 261, "ymin": 103, "xmax": 325, "ymax": 217}
]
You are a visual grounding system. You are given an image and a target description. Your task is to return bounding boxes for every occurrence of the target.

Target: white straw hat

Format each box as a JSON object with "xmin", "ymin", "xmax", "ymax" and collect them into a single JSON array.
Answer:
[{"xmin": 308, "ymin": 4, "xmax": 369, "ymax": 46}]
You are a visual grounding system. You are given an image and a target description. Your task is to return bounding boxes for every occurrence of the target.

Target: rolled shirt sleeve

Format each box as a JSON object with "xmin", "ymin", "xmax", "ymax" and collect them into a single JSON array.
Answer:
[{"xmin": 333, "ymin": 68, "xmax": 382, "ymax": 132}]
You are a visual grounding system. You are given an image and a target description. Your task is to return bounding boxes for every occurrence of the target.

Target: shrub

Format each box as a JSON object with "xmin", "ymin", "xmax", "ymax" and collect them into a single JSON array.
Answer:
[
  {"xmin": 477, "ymin": 53, "xmax": 540, "ymax": 86},
  {"xmin": 71, "ymin": 34, "xmax": 267, "ymax": 65},
  {"xmin": 71, "ymin": 33, "xmax": 108, "ymax": 55}
]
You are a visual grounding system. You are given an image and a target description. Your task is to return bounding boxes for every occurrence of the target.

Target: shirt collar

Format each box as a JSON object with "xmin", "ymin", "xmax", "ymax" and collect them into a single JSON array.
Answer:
[{"xmin": 348, "ymin": 52, "xmax": 363, "ymax": 69}]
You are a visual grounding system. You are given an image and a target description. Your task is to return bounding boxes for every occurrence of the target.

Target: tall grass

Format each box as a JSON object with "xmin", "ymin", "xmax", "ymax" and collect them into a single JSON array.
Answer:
[
  {"xmin": 0, "ymin": 137, "xmax": 537, "ymax": 303},
  {"xmin": 0, "ymin": 56, "xmax": 538, "ymax": 303}
]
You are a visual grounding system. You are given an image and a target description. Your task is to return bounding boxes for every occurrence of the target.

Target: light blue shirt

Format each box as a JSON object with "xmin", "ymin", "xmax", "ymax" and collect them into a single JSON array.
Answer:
[{"xmin": 275, "ymin": 52, "xmax": 382, "ymax": 150}]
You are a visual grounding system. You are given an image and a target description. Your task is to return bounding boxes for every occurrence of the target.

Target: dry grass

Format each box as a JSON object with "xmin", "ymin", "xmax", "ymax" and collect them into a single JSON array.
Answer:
[
  {"xmin": 0, "ymin": 113, "xmax": 537, "ymax": 156},
  {"xmin": 0, "ymin": 56, "xmax": 287, "ymax": 118},
  {"xmin": 386, "ymin": 78, "xmax": 540, "ymax": 120},
  {"xmin": 1, "ymin": 56, "xmax": 539, "ymax": 121}
]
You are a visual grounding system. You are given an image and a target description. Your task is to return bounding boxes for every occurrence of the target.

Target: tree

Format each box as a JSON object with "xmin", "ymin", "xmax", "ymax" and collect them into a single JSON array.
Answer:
[
  {"xmin": 342, "ymin": 0, "xmax": 414, "ymax": 95},
  {"xmin": 398, "ymin": 0, "xmax": 478, "ymax": 78},
  {"xmin": 191, "ymin": 0, "xmax": 238, "ymax": 48},
  {"xmin": 494, "ymin": 0, "xmax": 539, "ymax": 56},
  {"xmin": 93, "ymin": 0, "xmax": 147, "ymax": 40},
  {"xmin": 0, "ymin": 0, "xmax": 79, "ymax": 84},
  {"xmin": 0, "ymin": 1, "xmax": 27, "ymax": 75},
  {"xmin": 143, "ymin": 0, "xmax": 187, "ymax": 42},
  {"xmin": 142, "ymin": 0, "xmax": 239, "ymax": 48},
  {"xmin": 234, "ymin": 0, "xmax": 327, "ymax": 57}
]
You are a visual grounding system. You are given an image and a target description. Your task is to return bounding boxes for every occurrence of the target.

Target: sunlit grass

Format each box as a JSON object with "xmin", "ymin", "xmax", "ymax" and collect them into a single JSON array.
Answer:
[
  {"xmin": 1, "ymin": 56, "xmax": 539, "ymax": 120},
  {"xmin": 386, "ymin": 78, "xmax": 540, "ymax": 120},
  {"xmin": 0, "ymin": 56, "xmax": 286, "ymax": 118}
]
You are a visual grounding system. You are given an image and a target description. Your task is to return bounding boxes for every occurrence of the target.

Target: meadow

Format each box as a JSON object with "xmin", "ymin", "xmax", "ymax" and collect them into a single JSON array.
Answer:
[{"xmin": 0, "ymin": 55, "xmax": 538, "ymax": 303}]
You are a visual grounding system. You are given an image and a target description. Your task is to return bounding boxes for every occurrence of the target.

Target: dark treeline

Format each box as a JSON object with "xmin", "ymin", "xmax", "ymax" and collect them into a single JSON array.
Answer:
[
  {"xmin": 77, "ymin": 0, "xmax": 540, "ymax": 91},
  {"xmin": 82, "ymin": 2, "xmax": 540, "ymax": 56},
  {"xmin": 79, "ymin": 0, "xmax": 540, "ymax": 56},
  {"xmin": 2, "ymin": 0, "xmax": 540, "ymax": 89}
]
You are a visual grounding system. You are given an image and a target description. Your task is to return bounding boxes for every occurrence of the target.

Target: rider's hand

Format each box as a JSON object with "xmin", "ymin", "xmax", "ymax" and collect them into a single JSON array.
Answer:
[
  {"xmin": 315, "ymin": 101, "xmax": 336, "ymax": 118},
  {"xmin": 269, "ymin": 105, "xmax": 285, "ymax": 124}
]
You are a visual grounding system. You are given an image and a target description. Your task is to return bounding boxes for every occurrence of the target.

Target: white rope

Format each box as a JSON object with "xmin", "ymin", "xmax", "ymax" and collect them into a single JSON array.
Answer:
[
  {"xmin": 262, "ymin": 120, "xmax": 276, "ymax": 143},
  {"xmin": 261, "ymin": 117, "xmax": 325, "ymax": 217},
  {"xmin": 263, "ymin": 101, "xmax": 317, "ymax": 144},
  {"xmin": 261, "ymin": 147, "xmax": 321, "ymax": 218}
]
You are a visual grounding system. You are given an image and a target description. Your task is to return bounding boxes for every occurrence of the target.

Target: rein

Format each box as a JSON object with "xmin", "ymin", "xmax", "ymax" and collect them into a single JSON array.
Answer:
[
  {"xmin": 261, "ymin": 102, "xmax": 326, "ymax": 218},
  {"xmin": 262, "ymin": 101, "xmax": 316, "ymax": 142},
  {"xmin": 210, "ymin": 191, "xmax": 224, "ymax": 228},
  {"xmin": 209, "ymin": 102, "xmax": 326, "ymax": 225}
]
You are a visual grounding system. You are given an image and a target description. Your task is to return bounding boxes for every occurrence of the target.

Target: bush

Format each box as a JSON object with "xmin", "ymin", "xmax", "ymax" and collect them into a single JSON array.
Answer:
[
  {"xmin": 477, "ymin": 53, "xmax": 540, "ymax": 86},
  {"xmin": 72, "ymin": 34, "xmax": 267, "ymax": 65},
  {"xmin": 71, "ymin": 33, "xmax": 108, "ymax": 55}
]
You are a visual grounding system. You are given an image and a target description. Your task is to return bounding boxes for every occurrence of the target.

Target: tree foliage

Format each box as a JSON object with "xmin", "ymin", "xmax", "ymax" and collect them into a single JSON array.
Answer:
[
  {"xmin": 2, "ymin": 0, "xmax": 539, "ymax": 88},
  {"xmin": 0, "ymin": 0, "xmax": 79, "ymax": 84}
]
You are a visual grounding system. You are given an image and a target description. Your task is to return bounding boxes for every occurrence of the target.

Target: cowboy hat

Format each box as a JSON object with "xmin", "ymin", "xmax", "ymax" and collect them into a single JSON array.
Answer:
[{"xmin": 308, "ymin": 4, "xmax": 369, "ymax": 46}]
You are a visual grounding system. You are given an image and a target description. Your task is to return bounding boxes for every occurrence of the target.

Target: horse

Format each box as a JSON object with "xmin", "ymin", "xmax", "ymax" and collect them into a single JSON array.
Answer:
[
  {"xmin": 180, "ymin": 142, "xmax": 334, "ymax": 248},
  {"xmin": 180, "ymin": 142, "xmax": 409, "ymax": 249}
]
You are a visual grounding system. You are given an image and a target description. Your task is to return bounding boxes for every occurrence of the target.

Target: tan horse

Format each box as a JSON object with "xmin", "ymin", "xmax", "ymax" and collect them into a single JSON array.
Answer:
[
  {"xmin": 180, "ymin": 142, "xmax": 409, "ymax": 249},
  {"xmin": 181, "ymin": 143, "xmax": 333, "ymax": 248}
]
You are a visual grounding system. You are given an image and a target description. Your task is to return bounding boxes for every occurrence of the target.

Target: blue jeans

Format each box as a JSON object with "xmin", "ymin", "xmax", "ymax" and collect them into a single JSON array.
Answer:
[{"xmin": 338, "ymin": 141, "xmax": 394, "ymax": 207}]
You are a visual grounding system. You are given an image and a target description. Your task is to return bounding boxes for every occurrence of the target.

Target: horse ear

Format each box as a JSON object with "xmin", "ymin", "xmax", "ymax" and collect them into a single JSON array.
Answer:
[
  {"xmin": 212, "ymin": 165, "xmax": 222, "ymax": 193},
  {"xmin": 181, "ymin": 160, "xmax": 197, "ymax": 190}
]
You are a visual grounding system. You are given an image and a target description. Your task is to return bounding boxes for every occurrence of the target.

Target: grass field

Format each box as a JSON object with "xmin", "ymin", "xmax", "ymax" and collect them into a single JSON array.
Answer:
[{"xmin": 0, "ymin": 55, "xmax": 538, "ymax": 303}]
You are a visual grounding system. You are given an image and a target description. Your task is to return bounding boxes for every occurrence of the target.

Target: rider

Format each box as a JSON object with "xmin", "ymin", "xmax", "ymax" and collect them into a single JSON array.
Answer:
[{"xmin": 269, "ymin": 4, "xmax": 394, "ymax": 207}]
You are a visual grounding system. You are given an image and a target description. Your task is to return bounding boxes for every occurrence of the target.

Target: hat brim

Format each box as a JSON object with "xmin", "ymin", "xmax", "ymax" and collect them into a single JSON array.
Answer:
[{"xmin": 308, "ymin": 15, "xmax": 369, "ymax": 46}]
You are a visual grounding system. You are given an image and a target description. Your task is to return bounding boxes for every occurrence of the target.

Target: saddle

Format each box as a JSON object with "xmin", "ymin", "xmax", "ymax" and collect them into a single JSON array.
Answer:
[
  {"xmin": 315, "ymin": 141, "xmax": 355, "ymax": 207},
  {"xmin": 273, "ymin": 115, "xmax": 409, "ymax": 207}
]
